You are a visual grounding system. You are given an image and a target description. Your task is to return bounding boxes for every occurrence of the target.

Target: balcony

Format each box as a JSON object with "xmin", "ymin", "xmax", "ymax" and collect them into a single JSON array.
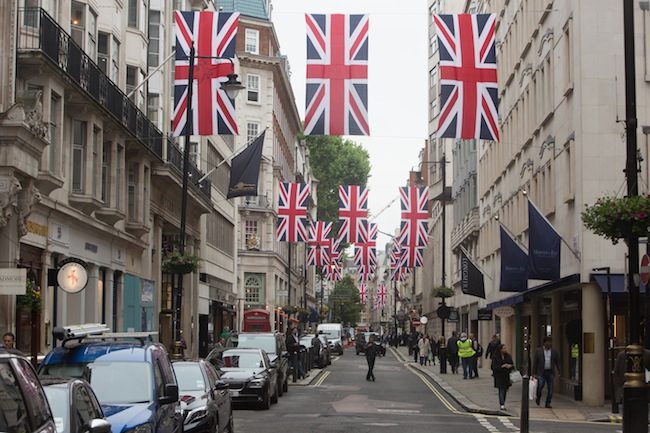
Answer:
[
  {"xmin": 450, "ymin": 207, "xmax": 480, "ymax": 250},
  {"xmin": 240, "ymin": 194, "xmax": 272, "ymax": 215},
  {"xmin": 17, "ymin": 8, "xmax": 211, "ymax": 202}
]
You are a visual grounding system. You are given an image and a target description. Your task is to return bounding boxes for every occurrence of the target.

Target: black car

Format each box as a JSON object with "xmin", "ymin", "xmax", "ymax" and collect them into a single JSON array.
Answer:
[
  {"xmin": 357, "ymin": 333, "xmax": 386, "ymax": 356},
  {"xmin": 0, "ymin": 348, "xmax": 57, "ymax": 433},
  {"xmin": 300, "ymin": 335, "xmax": 328, "ymax": 368},
  {"xmin": 234, "ymin": 332, "xmax": 289, "ymax": 395},
  {"xmin": 172, "ymin": 360, "xmax": 233, "ymax": 433},
  {"xmin": 219, "ymin": 349, "xmax": 279, "ymax": 410},
  {"xmin": 41, "ymin": 377, "xmax": 111, "ymax": 433}
]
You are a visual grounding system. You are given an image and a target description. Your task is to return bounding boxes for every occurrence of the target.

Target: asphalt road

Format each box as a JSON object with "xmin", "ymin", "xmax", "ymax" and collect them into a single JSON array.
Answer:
[{"xmin": 232, "ymin": 347, "xmax": 623, "ymax": 433}]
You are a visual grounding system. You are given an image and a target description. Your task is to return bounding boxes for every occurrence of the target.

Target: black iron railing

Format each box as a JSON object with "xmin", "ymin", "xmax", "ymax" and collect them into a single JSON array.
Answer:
[{"xmin": 17, "ymin": 8, "xmax": 211, "ymax": 200}]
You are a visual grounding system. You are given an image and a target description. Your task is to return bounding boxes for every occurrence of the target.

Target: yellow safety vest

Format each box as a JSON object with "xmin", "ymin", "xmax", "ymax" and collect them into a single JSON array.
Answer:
[
  {"xmin": 571, "ymin": 343, "xmax": 579, "ymax": 359},
  {"xmin": 457, "ymin": 339, "xmax": 476, "ymax": 358}
]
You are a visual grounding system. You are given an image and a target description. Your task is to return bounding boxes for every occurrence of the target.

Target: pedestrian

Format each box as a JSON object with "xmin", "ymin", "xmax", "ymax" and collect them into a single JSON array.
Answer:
[
  {"xmin": 2, "ymin": 332, "xmax": 15, "ymax": 349},
  {"xmin": 418, "ymin": 334, "xmax": 430, "ymax": 366},
  {"xmin": 485, "ymin": 334, "xmax": 501, "ymax": 360},
  {"xmin": 470, "ymin": 333, "xmax": 481, "ymax": 379},
  {"xmin": 285, "ymin": 327, "xmax": 302, "ymax": 381},
  {"xmin": 428, "ymin": 336, "xmax": 436, "ymax": 365},
  {"xmin": 365, "ymin": 334, "xmax": 378, "ymax": 381},
  {"xmin": 491, "ymin": 343, "xmax": 514, "ymax": 410},
  {"xmin": 447, "ymin": 331, "xmax": 459, "ymax": 374},
  {"xmin": 411, "ymin": 331, "xmax": 420, "ymax": 363},
  {"xmin": 457, "ymin": 332, "xmax": 476, "ymax": 379},
  {"xmin": 532, "ymin": 336, "xmax": 561, "ymax": 408}
]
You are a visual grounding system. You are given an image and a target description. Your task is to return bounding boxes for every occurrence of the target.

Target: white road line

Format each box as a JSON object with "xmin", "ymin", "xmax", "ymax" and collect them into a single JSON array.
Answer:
[
  {"xmin": 497, "ymin": 416, "xmax": 518, "ymax": 431},
  {"xmin": 376, "ymin": 409, "xmax": 421, "ymax": 414}
]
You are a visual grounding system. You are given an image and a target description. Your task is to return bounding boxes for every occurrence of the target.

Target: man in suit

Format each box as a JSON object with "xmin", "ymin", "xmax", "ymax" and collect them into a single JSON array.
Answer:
[{"xmin": 533, "ymin": 336, "xmax": 561, "ymax": 408}]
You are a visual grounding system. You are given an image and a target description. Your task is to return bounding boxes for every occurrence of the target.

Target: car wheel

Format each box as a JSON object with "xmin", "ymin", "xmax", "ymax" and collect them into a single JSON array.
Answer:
[
  {"xmin": 283, "ymin": 376, "xmax": 289, "ymax": 393},
  {"xmin": 261, "ymin": 388, "xmax": 271, "ymax": 410},
  {"xmin": 271, "ymin": 383, "xmax": 279, "ymax": 404},
  {"xmin": 278, "ymin": 378, "xmax": 284, "ymax": 396}
]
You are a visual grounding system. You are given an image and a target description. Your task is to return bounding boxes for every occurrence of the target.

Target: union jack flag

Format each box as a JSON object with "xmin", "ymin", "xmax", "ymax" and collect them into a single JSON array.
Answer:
[
  {"xmin": 356, "ymin": 266, "xmax": 375, "ymax": 282},
  {"xmin": 324, "ymin": 261, "xmax": 342, "ymax": 282},
  {"xmin": 354, "ymin": 221, "xmax": 377, "ymax": 271},
  {"xmin": 433, "ymin": 14, "xmax": 499, "ymax": 141},
  {"xmin": 400, "ymin": 245, "xmax": 424, "ymax": 268},
  {"xmin": 173, "ymin": 11, "xmax": 239, "ymax": 136},
  {"xmin": 307, "ymin": 221, "xmax": 332, "ymax": 267},
  {"xmin": 359, "ymin": 282, "xmax": 368, "ymax": 303},
  {"xmin": 338, "ymin": 185, "xmax": 369, "ymax": 244},
  {"xmin": 305, "ymin": 14, "xmax": 369, "ymax": 136},
  {"xmin": 399, "ymin": 186, "xmax": 429, "ymax": 248},
  {"xmin": 376, "ymin": 283, "xmax": 387, "ymax": 308},
  {"xmin": 391, "ymin": 266, "xmax": 409, "ymax": 282},
  {"xmin": 276, "ymin": 182, "xmax": 310, "ymax": 243}
]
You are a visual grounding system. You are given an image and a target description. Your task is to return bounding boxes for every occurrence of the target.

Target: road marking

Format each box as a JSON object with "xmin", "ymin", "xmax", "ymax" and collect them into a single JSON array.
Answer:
[
  {"xmin": 497, "ymin": 416, "xmax": 518, "ymax": 431},
  {"xmin": 376, "ymin": 408, "xmax": 421, "ymax": 414},
  {"xmin": 364, "ymin": 423, "xmax": 400, "ymax": 427},
  {"xmin": 313, "ymin": 370, "xmax": 330, "ymax": 386},
  {"xmin": 405, "ymin": 363, "xmax": 461, "ymax": 414}
]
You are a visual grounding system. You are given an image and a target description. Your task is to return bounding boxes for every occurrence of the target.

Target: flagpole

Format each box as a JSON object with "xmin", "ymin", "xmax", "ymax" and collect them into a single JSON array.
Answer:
[
  {"xmin": 127, "ymin": 50, "xmax": 176, "ymax": 99},
  {"xmin": 459, "ymin": 245, "xmax": 493, "ymax": 281}
]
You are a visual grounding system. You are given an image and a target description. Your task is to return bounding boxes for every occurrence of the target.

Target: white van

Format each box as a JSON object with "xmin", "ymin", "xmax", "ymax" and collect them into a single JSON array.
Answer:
[{"xmin": 317, "ymin": 323, "xmax": 344, "ymax": 355}]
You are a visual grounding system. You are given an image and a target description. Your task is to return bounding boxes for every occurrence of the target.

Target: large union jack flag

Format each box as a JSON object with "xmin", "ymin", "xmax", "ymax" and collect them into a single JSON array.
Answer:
[
  {"xmin": 173, "ymin": 11, "xmax": 239, "ymax": 136},
  {"xmin": 307, "ymin": 221, "xmax": 332, "ymax": 267},
  {"xmin": 433, "ymin": 14, "xmax": 499, "ymax": 141},
  {"xmin": 354, "ymin": 221, "xmax": 377, "ymax": 277},
  {"xmin": 399, "ymin": 186, "xmax": 429, "ymax": 248},
  {"xmin": 400, "ymin": 245, "xmax": 424, "ymax": 268},
  {"xmin": 305, "ymin": 14, "xmax": 369, "ymax": 136},
  {"xmin": 276, "ymin": 182, "xmax": 310, "ymax": 243},
  {"xmin": 338, "ymin": 185, "xmax": 369, "ymax": 244}
]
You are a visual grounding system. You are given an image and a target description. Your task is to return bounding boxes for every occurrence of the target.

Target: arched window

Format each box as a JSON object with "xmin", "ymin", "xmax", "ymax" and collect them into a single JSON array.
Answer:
[{"xmin": 244, "ymin": 273, "xmax": 265, "ymax": 304}]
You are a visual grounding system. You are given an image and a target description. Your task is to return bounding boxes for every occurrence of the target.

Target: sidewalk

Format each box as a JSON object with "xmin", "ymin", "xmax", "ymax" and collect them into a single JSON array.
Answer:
[
  {"xmin": 288, "ymin": 367, "xmax": 326, "ymax": 386},
  {"xmin": 391, "ymin": 346, "xmax": 621, "ymax": 423}
]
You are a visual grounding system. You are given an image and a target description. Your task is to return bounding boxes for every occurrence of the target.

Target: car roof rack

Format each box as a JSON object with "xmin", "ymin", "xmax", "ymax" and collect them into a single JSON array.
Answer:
[{"xmin": 53, "ymin": 324, "xmax": 158, "ymax": 349}]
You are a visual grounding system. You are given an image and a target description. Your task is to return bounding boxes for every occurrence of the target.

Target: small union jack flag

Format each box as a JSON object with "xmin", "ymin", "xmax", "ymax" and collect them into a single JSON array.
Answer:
[
  {"xmin": 276, "ymin": 182, "xmax": 310, "ymax": 243},
  {"xmin": 305, "ymin": 14, "xmax": 369, "ymax": 136},
  {"xmin": 399, "ymin": 186, "xmax": 429, "ymax": 248},
  {"xmin": 359, "ymin": 282, "xmax": 368, "ymax": 303},
  {"xmin": 324, "ymin": 261, "xmax": 342, "ymax": 282},
  {"xmin": 376, "ymin": 283, "xmax": 387, "ymax": 308},
  {"xmin": 356, "ymin": 265, "xmax": 375, "ymax": 282},
  {"xmin": 173, "ymin": 11, "xmax": 239, "ymax": 136},
  {"xmin": 433, "ymin": 14, "xmax": 499, "ymax": 141},
  {"xmin": 307, "ymin": 221, "xmax": 332, "ymax": 267},
  {"xmin": 338, "ymin": 185, "xmax": 369, "ymax": 244},
  {"xmin": 354, "ymin": 221, "xmax": 377, "ymax": 272},
  {"xmin": 400, "ymin": 245, "xmax": 424, "ymax": 268}
]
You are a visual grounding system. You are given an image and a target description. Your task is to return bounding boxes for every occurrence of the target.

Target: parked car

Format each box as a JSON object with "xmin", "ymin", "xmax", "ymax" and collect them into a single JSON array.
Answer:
[
  {"xmin": 40, "ymin": 326, "xmax": 182, "ymax": 433},
  {"xmin": 234, "ymin": 332, "xmax": 289, "ymax": 395},
  {"xmin": 219, "ymin": 348, "xmax": 279, "ymax": 410},
  {"xmin": 41, "ymin": 377, "xmax": 111, "ymax": 433},
  {"xmin": 0, "ymin": 347, "xmax": 57, "ymax": 433},
  {"xmin": 300, "ymin": 335, "xmax": 328, "ymax": 368},
  {"xmin": 172, "ymin": 360, "xmax": 233, "ymax": 433},
  {"xmin": 316, "ymin": 335, "xmax": 332, "ymax": 365}
]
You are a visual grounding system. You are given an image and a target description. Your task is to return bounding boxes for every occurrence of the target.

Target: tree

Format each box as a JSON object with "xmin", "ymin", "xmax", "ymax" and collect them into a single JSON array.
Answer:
[
  {"xmin": 328, "ymin": 275, "xmax": 363, "ymax": 325},
  {"xmin": 305, "ymin": 136, "xmax": 371, "ymax": 225}
]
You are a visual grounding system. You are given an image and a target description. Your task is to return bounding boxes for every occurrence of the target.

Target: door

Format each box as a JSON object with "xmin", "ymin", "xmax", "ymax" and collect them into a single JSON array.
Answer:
[
  {"xmin": 199, "ymin": 314, "xmax": 209, "ymax": 358},
  {"xmin": 123, "ymin": 274, "xmax": 141, "ymax": 332}
]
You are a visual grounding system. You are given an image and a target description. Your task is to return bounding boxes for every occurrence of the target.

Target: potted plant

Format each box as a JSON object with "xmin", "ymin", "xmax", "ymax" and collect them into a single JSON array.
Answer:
[
  {"xmin": 431, "ymin": 286, "xmax": 455, "ymax": 298},
  {"xmin": 581, "ymin": 195, "xmax": 650, "ymax": 244},
  {"xmin": 17, "ymin": 278, "xmax": 41, "ymax": 312},
  {"xmin": 161, "ymin": 251, "xmax": 200, "ymax": 274}
]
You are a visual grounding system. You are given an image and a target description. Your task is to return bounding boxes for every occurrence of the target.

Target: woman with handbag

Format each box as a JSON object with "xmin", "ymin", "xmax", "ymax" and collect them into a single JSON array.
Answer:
[{"xmin": 491, "ymin": 343, "xmax": 515, "ymax": 410}]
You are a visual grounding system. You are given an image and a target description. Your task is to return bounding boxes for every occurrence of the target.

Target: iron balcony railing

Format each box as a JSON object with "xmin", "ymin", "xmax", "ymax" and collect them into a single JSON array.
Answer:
[{"xmin": 17, "ymin": 8, "xmax": 211, "ymax": 200}]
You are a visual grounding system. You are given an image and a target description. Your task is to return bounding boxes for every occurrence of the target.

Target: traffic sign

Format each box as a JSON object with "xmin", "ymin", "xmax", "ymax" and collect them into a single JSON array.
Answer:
[{"xmin": 641, "ymin": 254, "xmax": 650, "ymax": 285}]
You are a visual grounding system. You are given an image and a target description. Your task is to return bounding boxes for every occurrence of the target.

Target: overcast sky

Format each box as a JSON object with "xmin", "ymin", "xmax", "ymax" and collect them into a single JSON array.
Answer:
[{"xmin": 270, "ymin": 0, "xmax": 430, "ymax": 248}]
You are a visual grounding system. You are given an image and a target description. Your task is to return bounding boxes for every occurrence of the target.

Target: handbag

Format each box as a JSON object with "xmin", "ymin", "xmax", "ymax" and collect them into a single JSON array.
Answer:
[
  {"xmin": 529, "ymin": 376, "xmax": 538, "ymax": 399},
  {"xmin": 509, "ymin": 370, "xmax": 522, "ymax": 383}
]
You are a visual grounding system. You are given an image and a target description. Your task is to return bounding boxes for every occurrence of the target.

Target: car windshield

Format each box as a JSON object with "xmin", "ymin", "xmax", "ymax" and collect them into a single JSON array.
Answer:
[
  {"xmin": 236, "ymin": 335, "xmax": 276, "ymax": 354},
  {"xmin": 88, "ymin": 362, "xmax": 153, "ymax": 404},
  {"xmin": 299, "ymin": 337, "xmax": 312, "ymax": 347},
  {"xmin": 222, "ymin": 352, "xmax": 264, "ymax": 369},
  {"xmin": 173, "ymin": 364, "xmax": 206, "ymax": 392},
  {"xmin": 43, "ymin": 386, "xmax": 69, "ymax": 433},
  {"xmin": 0, "ymin": 363, "xmax": 31, "ymax": 433},
  {"xmin": 319, "ymin": 330, "xmax": 340, "ymax": 340}
]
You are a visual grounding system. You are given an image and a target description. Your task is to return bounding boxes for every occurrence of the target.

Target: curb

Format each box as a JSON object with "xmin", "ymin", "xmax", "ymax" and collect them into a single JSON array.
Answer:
[
  {"xmin": 587, "ymin": 415, "xmax": 623, "ymax": 424},
  {"xmin": 288, "ymin": 368, "xmax": 326, "ymax": 386}
]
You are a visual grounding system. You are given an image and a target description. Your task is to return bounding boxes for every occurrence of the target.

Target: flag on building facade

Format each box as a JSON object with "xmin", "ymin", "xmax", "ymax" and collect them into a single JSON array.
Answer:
[
  {"xmin": 227, "ymin": 131, "xmax": 264, "ymax": 198},
  {"xmin": 304, "ymin": 13, "xmax": 369, "ymax": 136},
  {"xmin": 399, "ymin": 186, "xmax": 429, "ymax": 248},
  {"xmin": 173, "ymin": 11, "xmax": 240, "ymax": 136},
  {"xmin": 528, "ymin": 200, "xmax": 561, "ymax": 280},
  {"xmin": 276, "ymin": 182, "xmax": 310, "ymax": 243},
  {"xmin": 499, "ymin": 226, "xmax": 529, "ymax": 292},
  {"xmin": 307, "ymin": 221, "xmax": 332, "ymax": 267},
  {"xmin": 461, "ymin": 249, "xmax": 485, "ymax": 298},
  {"xmin": 433, "ymin": 13, "xmax": 499, "ymax": 141},
  {"xmin": 338, "ymin": 185, "xmax": 369, "ymax": 244}
]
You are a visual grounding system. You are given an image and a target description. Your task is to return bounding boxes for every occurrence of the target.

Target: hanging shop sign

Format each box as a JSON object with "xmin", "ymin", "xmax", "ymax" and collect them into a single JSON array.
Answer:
[
  {"xmin": 57, "ymin": 258, "xmax": 88, "ymax": 294},
  {"xmin": 478, "ymin": 308, "xmax": 493, "ymax": 321},
  {"xmin": 0, "ymin": 268, "xmax": 27, "ymax": 295}
]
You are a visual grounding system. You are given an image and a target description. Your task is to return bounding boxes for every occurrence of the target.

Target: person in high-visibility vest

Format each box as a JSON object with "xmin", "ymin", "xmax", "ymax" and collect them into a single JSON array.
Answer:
[
  {"xmin": 570, "ymin": 343, "xmax": 579, "ymax": 380},
  {"xmin": 457, "ymin": 332, "xmax": 476, "ymax": 379}
]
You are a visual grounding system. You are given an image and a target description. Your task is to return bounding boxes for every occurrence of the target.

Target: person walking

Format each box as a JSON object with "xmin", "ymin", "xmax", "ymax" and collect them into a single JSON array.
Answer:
[
  {"xmin": 365, "ymin": 334, "xmax": 378, "ymax": 381},
  {"xmin": 491, "ymin": 344, "xmax": 515, "ymax": 410},
  {"xmin": 447, "ymin": 331, "xmax": 459, "ymax": 374},
  {"xmin": 418, "ymin": 334, "xmax": 430, "ymax": 366},
  {"xmin": 428, "ymin": 336, "xmax": 437, "ymax": 365},
  {"xmin": 532, "ymin": 336, "xmax": 561, "ymax": 408},
  {"xmin": 457, "ymin": 332, "xmax": 476, "ymax": 379},
  {"xmin": 485, "ymin": 334, "xmax": 501, "ymax": 360},
  {"xmin": 411, "ymin": 332, "xmax": 420, "ymax": 363},
  {"xmin": 470, "ymin": 333, "xmax": 481, "ymax": 379}
]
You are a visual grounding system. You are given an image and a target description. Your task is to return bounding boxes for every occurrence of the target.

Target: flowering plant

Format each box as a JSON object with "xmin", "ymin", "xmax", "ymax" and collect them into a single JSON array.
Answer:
[
  {"xmin": 161, "ymin": 252, "xmax": 200, "ymax": 274},
  {"xmin": 17, "ymin": 278, "xmax": 41, "ymax": 311},
  {"xmin": 431, "ymin": 286, "xmax": 454, "ymax": 298},
  {"xmin": 581, "ymin": 195, "xmax": 650, "ymax": 244}
]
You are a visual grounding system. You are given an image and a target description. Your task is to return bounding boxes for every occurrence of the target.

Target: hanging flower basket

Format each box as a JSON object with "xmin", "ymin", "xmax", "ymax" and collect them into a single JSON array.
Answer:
[
  {"xmin": 431, "ymin": 286, "xmax": 454, "ymax": 299},
  {"xmin": 17, "ymin": 279, "xmax": 41, "ymax": 312},
  {"xmin": 581, "ymin": 195, "xmax": 650, "ymax": 244},
  {"xmin": 283, "ymin": 305, "xmax": 296, "ymax": 316},
  {"xmin": 162, "ymin": 252, "xmax": 200, "ymax": 274}
]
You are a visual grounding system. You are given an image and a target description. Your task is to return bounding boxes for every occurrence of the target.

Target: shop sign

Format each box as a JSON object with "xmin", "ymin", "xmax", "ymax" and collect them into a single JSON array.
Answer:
[
  {"xmin": 26, "ymin": 220, "xmax": 48, "ymax": 237},
  {"xmin": 0, "ymin": 268, "xmax": 27, "ymax": 295},
  {"xmin": 57, "ymin": 258, "xmax": 88, "ymax": 294},
  {"xmin": 493, "ymin": 306, "xmax": 515, "ymax": 318},
  {"xmin": 478, "ymin": 308, "xmax": 493, "ymax": 321},
  {"xmin": 448, "ymin": 309, "xmax": 460, "ymax": 322}
]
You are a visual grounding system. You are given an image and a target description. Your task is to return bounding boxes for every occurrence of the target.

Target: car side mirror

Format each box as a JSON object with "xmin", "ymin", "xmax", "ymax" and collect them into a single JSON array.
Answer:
[
  {"xmin": 269, "ymin": 359, "xmax": 278, "ymax": 369},
  {"xmin": 85, "ymin": 419, "xmax": 111, "ymax": 433},
  {"xmin": 159, "ymin": 383, "xmax": 179, "ymax": 405},
  {"xmin": 214, "ymin": 380, "xmax": 229, "ymax": 391}
]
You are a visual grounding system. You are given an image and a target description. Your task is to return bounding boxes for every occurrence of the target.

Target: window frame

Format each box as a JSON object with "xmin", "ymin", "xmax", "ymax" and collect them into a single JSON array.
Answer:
[
  {"xmin": 148, "ymin": 10, "xmax": 161, "ymax": 67},
  {"xmin": 246, "ymin": 74, "xmax": 260, "ymax": 103},
  {"xmin": 128, "ymin": 0, "xmax": 138, "ymax": 29},
  {"xmin": 245, "ymin": 28, "xmax": 260, "ymax": 55},
  {"xmin": 72, "ymin": 119, "xmax": 87, "ymax": 194}
]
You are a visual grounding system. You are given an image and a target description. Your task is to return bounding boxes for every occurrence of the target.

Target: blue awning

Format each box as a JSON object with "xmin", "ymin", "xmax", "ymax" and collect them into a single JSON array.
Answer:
[
  {"xmin": 590, "ymin": 273, "xmax": 646, "ymax": 294},
  {"xmin": 486, "ymin": 274, "xmax": 581, "ymax": 310},
  {"xmin": 486, "ymin": 294, "xmax": 524, "ymax": 310}
]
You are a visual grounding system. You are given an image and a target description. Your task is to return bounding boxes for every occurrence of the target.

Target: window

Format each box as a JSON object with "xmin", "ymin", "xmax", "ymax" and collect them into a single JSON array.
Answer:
[
  {"xmin": 49, "ymin": 92, "xmax": 60, "ymax": 174},
  {"xmin": 246, "ymin": 122, "xmax": 259, "ymax": 144},
  {"xmin": 111, "ymin": 37, "xmax": 120, "ymax": 83},
  {"xmin": 24, "ymin": 0, "xmax": 39, "ymax": 27},
  {"xmin": 127, "ymin": 162, "xmax": 139, "ymax": 221},
  {"xmin": 206, "ymin": 141, "xmax": 229, "ymax": 196},
  {"xmin": 98, "ymin": 32, "xmax": 110, "ymax": 74},
  {"xmin": 128, "ymin": 0, "xmax": 138, "ymax": 28},
  {"xmin": 245, "ymin": 29, "xmax": 259, "ymax": 54},
  {"xmin": 188, "ymin": 141, "xmax": 198, "ymax": 166},
  {"xmin": 244, "ymin": 273, "xmax": 265, "ymax": 304},
  {"xmin": 245, "ymin": 220, "xmax": 259, "ymax": 250},
  {"xmin": 71, "ymin": 1, "xmax": 85, "ymax": 47},
  {"xmin": 563, "ymin": 19, "xmax": 573, "ymax": 94},
  {"xmin": 564, "ymin": 139, "xmax": 575, "ymax": 202},
  {"xmin": 92, "ymin": 127, "xmax": 101, "ymax": 196},
  {"xmin": 88, "ymin": 9, "xmax": 97, "ymax": 60},
  {"xmin": 148, "ymin": 11, "xmax": 161, "ymax": 67},
  {"xmin": 72, "ymin": 120, "xmax": 86, "ymax": 193},
  {"xmin": 147, "ymin": 93, "xmax": 159, "ymax": 126},
  {"xmin": 102, "ymin": 142, "xmax": 111, "ymax": 203},
  {"xmin": 116, "ymin": 145, "xmax": 123, "ymax": 210},
  {"xmin": 247, "ymin": 74, "xmax": 260, "ymax": 103},
  {"xmin": 126, "ymin": 66, "xmax": 138, "ymax": 102},
  {"xmin": 206, "ymin": 212, "xmax": 234, "ymax": 254}
]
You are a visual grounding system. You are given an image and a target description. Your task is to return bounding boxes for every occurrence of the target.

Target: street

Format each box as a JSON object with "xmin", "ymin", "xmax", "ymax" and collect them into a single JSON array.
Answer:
[{"xmin": 233, "ymin": 347, "xmax": 625, "ymax": 433}]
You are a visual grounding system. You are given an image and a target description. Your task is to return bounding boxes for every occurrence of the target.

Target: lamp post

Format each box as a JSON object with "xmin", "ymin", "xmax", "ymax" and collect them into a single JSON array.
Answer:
[
  {"xmin": 594, "ymin": 266, "xmax": 619, "ymax": 414},
  {"xmin": 174, "ymin": 45, "xmax": 244, "ymax": 358}
]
